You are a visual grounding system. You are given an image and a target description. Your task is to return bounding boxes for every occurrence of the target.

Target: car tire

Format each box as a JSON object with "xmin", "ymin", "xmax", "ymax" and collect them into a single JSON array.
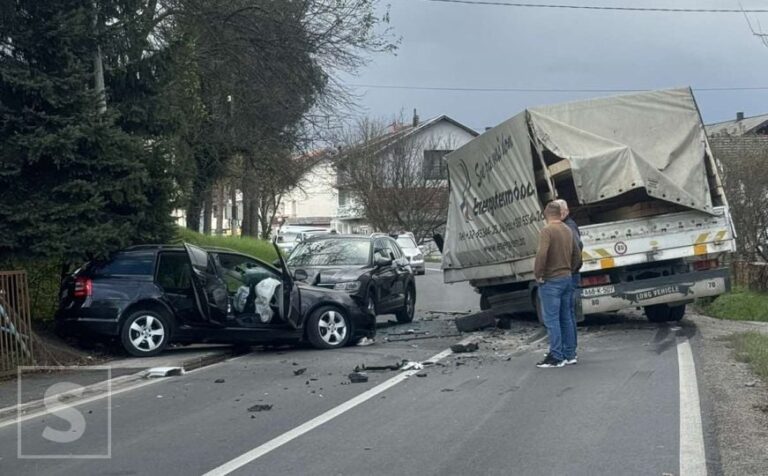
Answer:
[
  {"xmin": 306, "ymin": 306, "xmax": 351, "ymax": 349},
  {"xmin": 395, "ymin": 285, "xmax": 416, "ymax": 323},
  {"xmin": 120, "ymin": 310, "xmax": 171, "ymax": 357},
  {"xmin": 644, "ymin": 304, "xmax": 671, "ymax": 323}
]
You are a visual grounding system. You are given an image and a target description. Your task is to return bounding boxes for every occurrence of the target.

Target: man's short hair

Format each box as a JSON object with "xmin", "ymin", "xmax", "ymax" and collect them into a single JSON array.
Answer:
[
  {"xmin": 554, "ymin": 199, "xmax": 569, "ymax": 212},
  {"xmin": 544, "ymin": 202, "xmax": 561, "ymax": 219}
]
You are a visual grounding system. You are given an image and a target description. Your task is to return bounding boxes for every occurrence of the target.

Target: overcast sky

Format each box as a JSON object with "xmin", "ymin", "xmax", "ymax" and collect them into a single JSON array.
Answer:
[{"xmin": 342, "ymin": 0, "xmax": 768, "ymax": 131}]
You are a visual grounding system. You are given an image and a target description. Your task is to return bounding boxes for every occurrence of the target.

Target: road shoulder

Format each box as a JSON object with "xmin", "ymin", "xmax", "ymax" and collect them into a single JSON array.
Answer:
[{"xmin": 693, "ymin": 312, "xmax": 768, "ymax": 476}]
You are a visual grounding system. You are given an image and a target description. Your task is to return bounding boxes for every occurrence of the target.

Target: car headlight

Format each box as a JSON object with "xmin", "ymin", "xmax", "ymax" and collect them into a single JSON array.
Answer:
[
  {"xmin": 333, "ymin": 281, "xmax": 361, "ymax": 292},
  {"xmin": 413, "ymin": 254, "xmax": 423, "ymax": 261}
]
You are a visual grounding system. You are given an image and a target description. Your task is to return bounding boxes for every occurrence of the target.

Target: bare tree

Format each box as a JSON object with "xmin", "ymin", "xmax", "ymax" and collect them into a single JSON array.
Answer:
[
  {"xmin": 711, "ymin": 136, "xmax": 768, "ymax": 261},
  {"xmin": 333, "ymin": 116, "xmax": 457, "ymax": 244}
]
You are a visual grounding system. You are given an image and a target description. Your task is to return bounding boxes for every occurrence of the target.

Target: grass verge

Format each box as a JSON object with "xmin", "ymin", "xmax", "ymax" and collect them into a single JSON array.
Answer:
[
  {"xmin": 729, "ymin": 331, "xmax": 768, "ymax": 381},
  {"xmin": 698, "ymin": 288, "xmax": 768, "ymax": 322},
  {"xmin": 174, "ymin": 227, "xmax": 277, "ymax": 261}
]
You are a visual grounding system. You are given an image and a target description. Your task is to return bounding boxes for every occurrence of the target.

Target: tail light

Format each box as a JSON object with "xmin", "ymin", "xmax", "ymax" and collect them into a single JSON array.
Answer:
[
  {"xmin": 693, "ymin": 259, "xmax": 720, "ymax": 271},
  {"xmin": 581, "ymin": 274, "xmax": 611, "ymax": 287},
  {"xmin": 73, "ymin": 277, "xmax": 93, "ymax": 298}
]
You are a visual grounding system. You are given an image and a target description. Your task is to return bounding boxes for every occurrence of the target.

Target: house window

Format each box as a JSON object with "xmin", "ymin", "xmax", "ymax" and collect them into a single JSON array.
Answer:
[
  {"xmin": 338, "ymin": 189, "xmax": 350, "ymax": 207},
  {"xmin": 423, "ymin": 150, "xmax": 451, "ymax": 180}
]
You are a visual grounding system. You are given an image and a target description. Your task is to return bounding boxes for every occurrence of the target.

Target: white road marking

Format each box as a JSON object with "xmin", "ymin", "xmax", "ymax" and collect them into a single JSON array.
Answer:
[
  {"xmin": 677, "ymin": 338, "xmax": 707, "ymax": 476},
  {"xmin": 0, "ymin": 353, "xmax": 251, "ymax": 431},
  {"xmin": 202, "ymin": 344, "xmax": 467, "ymax": 476},
  {"xmin": 425, "ymin": 268, "xmax": 442, "ymax": 273}
]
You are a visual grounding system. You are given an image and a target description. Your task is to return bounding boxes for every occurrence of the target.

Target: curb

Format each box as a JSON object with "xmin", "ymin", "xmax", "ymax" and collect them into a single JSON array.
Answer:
[{"xmin": 0, "ymin": 347, "xmax": 245, "ymax": 427}]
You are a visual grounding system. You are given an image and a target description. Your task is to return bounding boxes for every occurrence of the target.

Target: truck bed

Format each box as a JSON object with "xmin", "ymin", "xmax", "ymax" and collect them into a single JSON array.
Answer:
[{"xmin": 444, "ymin": 206, "xmax": 735, "ymax": 286}]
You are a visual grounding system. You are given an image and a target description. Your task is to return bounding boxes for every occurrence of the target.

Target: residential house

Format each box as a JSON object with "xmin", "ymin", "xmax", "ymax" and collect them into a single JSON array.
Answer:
[
  {"xmin": 706, "ymin": 112, "xmax": 768, "ymax": 137},
  {"xmin": 331, "ymin": 112, "xmax": 479, "ymax": 235}
]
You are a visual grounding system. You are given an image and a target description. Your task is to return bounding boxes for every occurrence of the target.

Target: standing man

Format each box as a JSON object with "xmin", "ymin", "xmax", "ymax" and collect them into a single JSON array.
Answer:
[
  {"xmin": 556, "ymin": 199, "xmax": 582, "ymax": 364},
  {"xmin": 534, "ymin": 202, "xmax": 582, "ymax": 368}
]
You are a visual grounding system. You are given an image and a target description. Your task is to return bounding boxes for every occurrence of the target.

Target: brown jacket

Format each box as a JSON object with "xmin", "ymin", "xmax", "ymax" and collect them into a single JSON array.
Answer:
[{"xmin": 534, "ymin": 222, "xmax": 582, "ymax": 280}]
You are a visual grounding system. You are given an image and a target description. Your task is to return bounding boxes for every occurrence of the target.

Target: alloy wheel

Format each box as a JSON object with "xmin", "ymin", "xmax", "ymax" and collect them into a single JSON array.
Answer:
[
  {"xmin": 128, "ymin": 315, "xmax": 165, "ymax": 352},
  {"xmin": 317, "ymin": 310, "xmax": 348, "ymax": 345}
]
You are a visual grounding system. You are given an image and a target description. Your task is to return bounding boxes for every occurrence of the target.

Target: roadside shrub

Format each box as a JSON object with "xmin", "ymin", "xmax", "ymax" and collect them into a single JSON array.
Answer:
[
  {"xmin": 699, "ymin": 288, "xmax": 768, "ymax": 322},
  {"xmin": 729, "ymin": 332, "xmax": 768, "ymax": 381},
  {"xmin": 0, "ymin": 258, "xmax": 61, "ymax": 321},
  {"xmin": 174, "ymin": 227, "xmax": 278, "ymax": 261}
]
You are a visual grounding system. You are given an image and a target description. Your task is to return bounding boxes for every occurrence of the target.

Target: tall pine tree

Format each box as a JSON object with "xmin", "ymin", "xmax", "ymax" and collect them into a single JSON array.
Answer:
[{"xmin": 0, "ymin": 0, "xmax": 172, "ymax": 262}]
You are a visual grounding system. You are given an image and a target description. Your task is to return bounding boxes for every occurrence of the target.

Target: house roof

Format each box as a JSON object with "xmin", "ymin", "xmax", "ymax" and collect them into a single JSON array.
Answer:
[{"xmin": 706, "ymin": 113, "xmax": 768, "ymax": 137}]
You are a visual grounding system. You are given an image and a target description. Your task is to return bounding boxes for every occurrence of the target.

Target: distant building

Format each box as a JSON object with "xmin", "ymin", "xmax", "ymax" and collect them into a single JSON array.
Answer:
[
  {"xmin": 706, "ymin": 112, "xmax": 768, "ymax": 137},
  {"xmin": 331, "ymin": 113, "xmax": 479, "ymax": 235}
]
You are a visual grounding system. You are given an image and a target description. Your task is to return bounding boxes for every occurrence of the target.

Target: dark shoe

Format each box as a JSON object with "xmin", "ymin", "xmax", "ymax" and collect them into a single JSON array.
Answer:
[{"xmin": 536, "ymin": 354, "xmax": 565, "ymax": 368}]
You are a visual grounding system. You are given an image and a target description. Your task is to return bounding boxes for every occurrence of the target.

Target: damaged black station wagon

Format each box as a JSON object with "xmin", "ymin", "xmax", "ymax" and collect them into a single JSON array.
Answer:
[{"xmin": 56, "ymin": 243, "xmax": 375, "ymax": 356}]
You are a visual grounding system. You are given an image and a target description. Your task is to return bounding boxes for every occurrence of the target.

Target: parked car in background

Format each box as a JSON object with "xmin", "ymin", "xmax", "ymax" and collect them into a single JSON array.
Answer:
[
  {"xmin": 394, "ymin": 233, "xmax": 426, "ymax": 275},
  {"xmin": 276, "ymin": 226, "xmax": 330, "ymax": 255},
  {"xmin": 286, "ymin": 234, "xmax": 416, "ymax": 323},
  {"xmin": 56, "ymin": 243, "xmax": 374, "ymax": 356}
]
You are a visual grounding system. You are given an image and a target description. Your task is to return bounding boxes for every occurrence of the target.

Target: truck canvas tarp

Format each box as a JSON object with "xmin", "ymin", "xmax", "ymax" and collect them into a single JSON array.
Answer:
[
  {"xmin": 443, "ymin": 87, "xmax": 723, "ymax": 282},
  {"xmin": 443, "ymin": 87, "xmax": 735, "ymax": 323}
]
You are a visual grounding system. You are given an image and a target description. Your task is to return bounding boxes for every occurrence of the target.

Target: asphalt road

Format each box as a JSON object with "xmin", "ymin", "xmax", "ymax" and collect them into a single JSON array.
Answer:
[{"xmin": 0, "ymin": 268, "xmax": 716, "ymax": 475}]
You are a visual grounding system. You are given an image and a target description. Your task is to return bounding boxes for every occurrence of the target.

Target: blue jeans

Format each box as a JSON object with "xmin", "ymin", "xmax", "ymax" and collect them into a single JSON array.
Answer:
[
  {"xmin": 570, "ymin": 273, "xmax": 581, "ymax": 352},
  {"xmin": 539, "ymin": 276, "xmax": 576, "ymax": 361}
]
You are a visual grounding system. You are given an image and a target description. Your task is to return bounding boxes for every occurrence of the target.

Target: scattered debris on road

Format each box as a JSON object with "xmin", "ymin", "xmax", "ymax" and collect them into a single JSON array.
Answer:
[
  {"xmin": 355, "ymin": 362, "xmax": 402, "ymax": 372},
  {"xmin": 415, "ymin": 372, "xmax": 428, "ymax": 378},
  {"xmin": 348, "ymin": 372, "xmax": 369, "ymax": 383},
  {"xmin": 401, "ymin": 361, "xmax": 424, "ymax": 371},
  {"xmin": 293, "ymin": 367, "xmax": 307, "ymax": 376},
  {"xmin": 214, "ymin": 378, "xmax": 225, "ymax": 384},
  {"xmin": 745, "ymin": 381, "xmax": 758, "ymax": 388},
  {"xmin": 455, "ymin": 311, "xmax": 497, "ymax": 332},
  {"xmin": 451, "ymin": 342, "xmax": 479, "ymax": 353},
  {"xmin": 441, "ymin": 388, "xmax": 454, "ymax": 392},
  {"xmin": 247, "ymin": 404, "xmax": 273, "ymax": 412},
  {"xmin": 144, "ymin": 367, "xmax": 184, "ymax": 378}
]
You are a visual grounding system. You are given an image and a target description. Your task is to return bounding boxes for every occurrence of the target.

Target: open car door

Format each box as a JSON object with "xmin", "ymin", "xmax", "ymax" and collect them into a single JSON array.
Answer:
[
  {"xmin": 184, "ymin": 243, "xmax": 228, "ymax": 326},
  {"xmin": 273, "ymin": 241, "xmax": 301, "ymax": 329}
]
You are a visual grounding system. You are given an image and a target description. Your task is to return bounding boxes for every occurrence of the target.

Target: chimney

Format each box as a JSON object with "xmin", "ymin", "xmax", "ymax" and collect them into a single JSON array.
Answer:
[
  {"xmin": 737, "ymin": 112, "xmax": 744, "ymax": 121},
  {"xmin": 412, "ymin": 108, "xmax": 419, "ymax": 128}
]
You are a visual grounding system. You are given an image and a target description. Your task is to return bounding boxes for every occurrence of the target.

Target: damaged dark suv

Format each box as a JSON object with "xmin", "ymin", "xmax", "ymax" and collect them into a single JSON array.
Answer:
[{"xmin": 56, "ymin": 243, "xmax": 375, "ymax": 356}]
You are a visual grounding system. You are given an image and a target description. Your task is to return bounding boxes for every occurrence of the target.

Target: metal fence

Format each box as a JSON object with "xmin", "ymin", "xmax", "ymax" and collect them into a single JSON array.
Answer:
[
  {"xmin": 0, "ymin": 271, "xmax": 35, "ymax": 378},
  {"xmin": 731, "ymin": 261, "xmax": 768, "ymax": 293}
]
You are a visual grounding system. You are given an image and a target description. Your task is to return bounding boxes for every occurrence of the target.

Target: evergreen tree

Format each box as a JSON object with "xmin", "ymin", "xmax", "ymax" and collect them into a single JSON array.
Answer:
[{"xmin": 0, "ymin": 0, "xmax": 172, "ymax": 261}]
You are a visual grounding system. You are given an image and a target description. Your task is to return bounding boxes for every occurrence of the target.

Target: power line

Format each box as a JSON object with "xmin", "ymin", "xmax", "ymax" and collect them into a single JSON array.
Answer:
[
  {"xmin": 351, "ymin": 83, "xmax": 768, "ymax": 93},
  {"xmin": 419, "ymin": 0, "xmax": 768, "ymax": 14}
]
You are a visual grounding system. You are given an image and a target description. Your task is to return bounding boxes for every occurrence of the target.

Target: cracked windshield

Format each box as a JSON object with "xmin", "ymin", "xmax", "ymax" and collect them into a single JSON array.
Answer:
[{"xmin": 2, "ymin": 1, "xmax": 768, "ymax": 475}]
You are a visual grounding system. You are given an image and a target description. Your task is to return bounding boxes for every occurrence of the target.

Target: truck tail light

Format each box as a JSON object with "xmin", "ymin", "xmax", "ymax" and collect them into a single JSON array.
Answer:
[
  {"xmin": 581, "ymin": 274, "xmax": 611, "ymax": 287},
  {"xmin": 692, "ymin": 259, "xmax": 720, "ymax": 271},
  {"xmin": 73, "ymin": 277, "xmax": 93, "ymax": 298}
]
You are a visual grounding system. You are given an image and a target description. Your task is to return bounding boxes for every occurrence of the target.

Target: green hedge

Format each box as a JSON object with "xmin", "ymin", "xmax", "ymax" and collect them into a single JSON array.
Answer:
[
  {"xmin": 2, "ymin": 227, "xmax": 276, "ymax": 321},
  {"xmin": 173, "ymin": 227, "xmax": 277, "ymax": 261}
]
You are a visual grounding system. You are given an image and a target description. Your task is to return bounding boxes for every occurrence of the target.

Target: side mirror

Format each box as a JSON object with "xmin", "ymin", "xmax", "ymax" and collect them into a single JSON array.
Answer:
[
  {"xmin": 374, "ymin": 256, "xmax": 393, "ymax": 268},
  {"xmin": 293, "ymin": 269, "xmax": 308, "ymax": 281},
  {"xmin": 418, "ymin": 245, "xmax": 425, "ymax": 252}
]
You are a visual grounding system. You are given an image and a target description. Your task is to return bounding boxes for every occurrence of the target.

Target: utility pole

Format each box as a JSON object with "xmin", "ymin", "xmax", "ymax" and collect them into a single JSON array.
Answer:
[{"xmin": 93, "ymin": 0, "xmax": 107, "ymax": 114}]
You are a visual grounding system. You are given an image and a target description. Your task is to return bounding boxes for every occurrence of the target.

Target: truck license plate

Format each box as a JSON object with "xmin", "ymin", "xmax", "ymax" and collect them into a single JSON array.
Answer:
[{"xmin": 581, "ymin": 285, "xmax": 615, "ymax": 298}]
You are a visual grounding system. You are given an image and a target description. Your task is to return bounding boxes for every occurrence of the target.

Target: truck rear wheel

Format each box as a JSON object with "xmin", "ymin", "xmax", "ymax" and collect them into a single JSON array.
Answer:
[
  {"xmin": 667, "ymin": 304, "xmax": 686, "ymax": 321},
  {"xmin": 644, "ymin": 304, "xmax": 669, "ymax": 322}
]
